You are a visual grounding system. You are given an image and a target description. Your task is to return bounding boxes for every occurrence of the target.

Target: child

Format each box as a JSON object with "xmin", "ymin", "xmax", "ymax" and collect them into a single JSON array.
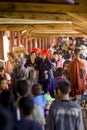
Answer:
[{"xmin": 32, "ymin": 84, "xmax": 47, "ymax": 115}]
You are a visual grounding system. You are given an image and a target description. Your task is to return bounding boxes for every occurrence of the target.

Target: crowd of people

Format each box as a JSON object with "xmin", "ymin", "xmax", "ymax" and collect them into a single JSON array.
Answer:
[{"xmin": 0, "ymin": 41, "xmax": 87, "ymax": 130}]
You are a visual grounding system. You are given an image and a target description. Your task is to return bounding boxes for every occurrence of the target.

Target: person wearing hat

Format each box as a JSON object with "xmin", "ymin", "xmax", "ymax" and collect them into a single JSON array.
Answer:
[{"xmin": 38, "ymin": 49, "xmax": 52, "ymax": 93}]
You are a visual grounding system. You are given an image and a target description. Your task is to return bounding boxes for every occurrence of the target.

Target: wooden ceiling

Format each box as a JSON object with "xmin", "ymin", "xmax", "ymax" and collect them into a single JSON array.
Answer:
[{"xmin": 0, "ymin": 0, "xmax": 87, "ymax": 38}]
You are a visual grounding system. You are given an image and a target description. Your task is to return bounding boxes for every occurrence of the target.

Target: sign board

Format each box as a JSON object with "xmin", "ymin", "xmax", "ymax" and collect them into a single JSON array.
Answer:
[{"xmin": 12, "ymin": 46, "xmax": 25, "ymax": 54}]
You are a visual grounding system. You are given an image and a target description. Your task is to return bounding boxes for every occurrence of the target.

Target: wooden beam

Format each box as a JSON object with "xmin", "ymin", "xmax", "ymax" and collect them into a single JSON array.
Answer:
[
  {"xmin": 26, "ymin": 33, "xmax": 87, "ymax": 39},
  {"xmin": 0, "ymin": 2, "xmax": 87, "ymax": 13},
  {"xmin": 67, "ymin": 12, "xmax": 87, "ymax": 22},
  {"xmin": 0, "ymin": 1, "xmax": 86, "ymax": 37},
  {"xmin": 28, "ymin": 24, "xmax": 78, "ymax": 30},
  {"xmin": 0, "ymin": 25, "xmax": 25, "ymax": 31},
  {"xmin": 0, "ymin": 23, "xmax": 80, "ymax": 31},
  {"xmin": 74, "ymin": 22, "xmax": 87, "ymax": 34},
  {"xmin": 0, "ymin": 11, "xmax": 74, "ymax": 21},
  {"xmin": 66, "ymin": 12, "xmax": 87, "ymax": 33},
  {"xmin": 76, "ymin": 0, "xmax": 87, "ymax": 5},
  {"xmin": 0, "ymin": 0, "xmax": 76, "ymax": 4}
]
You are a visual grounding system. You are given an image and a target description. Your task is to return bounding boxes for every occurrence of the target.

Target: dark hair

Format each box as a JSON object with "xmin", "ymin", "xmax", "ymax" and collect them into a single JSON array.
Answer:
[
  {"xmin": 30, "ymin": 51, "xmax": 36, "ymax": 57},
  {"xmin": 74, "ymin": 48, "xmax": 80, "ymax": 54},
  {"xmin": 11, "ymin": 58, "xmax": 20, "ymax": 63},
  {"xmin": 52, "ymin": 45, "xmax": 57, "ymax": 49},
  {"xmin": 54, "ymin": 67, "xmax": 63, "ymax": 77},
  {"xmin": 32, "ymin": 84, "xmax": 42, "ymax": 96},
  {"xmin": 66, "ymin": 53, "xmax": 72, "ymax": 59},
  {"xmin": 18, "ymin": 96, "xmax": 34, "ymax": 116},
  {"xmin": 56, "ymin": 79, "xmax": 71, "ymax": 94},
  {"xmin": 0, "ymin": 76, "xmax": 5, "ymax": 84},
  {"xmin": 58, "ymin": 51, "xmax": 62, "ymax": 55},
  {"xmin": 53, "ymin": 51, "xmax": 58, "ymax": 55},
  {"xmin": 16, "ymin": 80, "xmax": 29, "ymax": 96},
  {"xmin": 0, "ymin": 104, "xmax": 13, "ymax": 130},
  {"xmin": 0, "ymin": 91, "xmax": 15, "ymax": 108},
  {"xmin": 80, "ymin": 54, "xmax": 85, "ymax": 59}
]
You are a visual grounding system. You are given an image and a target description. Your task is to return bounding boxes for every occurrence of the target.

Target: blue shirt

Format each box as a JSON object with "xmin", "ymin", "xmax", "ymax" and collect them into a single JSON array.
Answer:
[{"xmin": 33, "ymin": 95, "xmax": 47, "ymax": 114}]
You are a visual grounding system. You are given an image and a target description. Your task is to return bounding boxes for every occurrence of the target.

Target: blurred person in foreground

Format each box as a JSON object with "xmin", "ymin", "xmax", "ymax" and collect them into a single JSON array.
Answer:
[
  {"xmin": 47, "ymin": 79, "xmax": 84, "ymax": 130},
  {"xmin": 16, "ymin": 80, "xmax": 45, "ymax": 127},
  {"xmin": 15, "ymin": 96, "xmax": 43, "ymax": 130},
  {"xmin": 11, "ymin": 58, "xmax": 27, "ymax": 100},
  {"xmin": 0, "ymin": 104, "xmax": 14, "ymax": 130}
]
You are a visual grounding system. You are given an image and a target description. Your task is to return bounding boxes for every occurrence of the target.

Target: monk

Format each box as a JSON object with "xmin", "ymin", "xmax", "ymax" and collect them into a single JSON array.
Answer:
[{"xmin": 68, "ymin": 48, "xmax": 86, "ymax": 97}]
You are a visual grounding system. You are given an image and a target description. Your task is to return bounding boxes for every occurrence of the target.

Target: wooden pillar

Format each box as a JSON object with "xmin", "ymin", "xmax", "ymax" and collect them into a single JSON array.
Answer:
[
  {"xmin": 53, "ymin": 37, "xmax": 56, "ymax": 45},
  {"xmin": 40, "ymin": 38, "xmax": 42, "ymax": 49},
  {"xmin": 23, "ymin": 38, "xmax": 26, "ymax": 48},
  {"xmin": 30, "ymin": 39, "xmax": 33, "ymax": 49},
  {"xmin": 47, "ymin": 37, "xmax": 50, "ymax": 49},
  {"xmin": 33, "ymin": 39, "xmax": 37, "ymax": 48},
  {"xmin": 46, "ymin": 37, "xmax": 48, "ymax": 49},
  {"xmin": 5, "ymin": 31, "xmax": 11, "ymax": 51},
  {"xmin": 25, "ymin": 37, "xmax": 28, "ymax": 54},
  {"xmin": 14, "ymin": 31, "xmax": 18, "ymax": 47},
  {"xmin": 37, "ymin": 39, "xmax": 39, "ymax": 48},
  {"xmin": 31, "ymin": 39, "xmax": 35, "ymax": 48},
  {"xmin": 38, "ymin": 38, "xmax": 41, "ymax": 49},
  {"xmin": 27, "ymin": 40, "xmax": 29, "ymax": 52},
  {"xmin": 50, "ymin": 37, "xmax": 53, "ymax": 45},
  {"xmin": 0, "ymin": 31, "xmax": 4, "ymax": 60},
  {"xmin": 21, "ymin": 38, "xmax": 24, "ymax": 46},
  {"xmin": 35, "ymin": 39, "xmax": 37, "ymax": 48},
  {"xmin": 15, "ymin": 31, "xmax": 21, "ymax": 47},
  {"xmin": 44, "ymin": 37, "xmax": 48, "ymax": 49},
  {"xmin": 17, "ymin": 32, "xmax": 21, "ymax": 46},
  {"xmin": 43, "ymin": 38, "xmax": 45, "ymax": 49},
  {"xmin": 42, "ymin": 38, "xmax": 45, "ymax": 49},
  {"xmin": 10, "ymin": 31, "xmax": 15, "ymax": 51}
]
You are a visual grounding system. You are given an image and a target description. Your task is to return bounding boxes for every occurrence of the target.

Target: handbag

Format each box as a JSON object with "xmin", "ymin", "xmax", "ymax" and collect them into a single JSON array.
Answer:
[
  {"xmin": 76, "ymin": 59, "xmax": 85, "ymax": 79},
  {"xmin": 79, "ymin": 69, "xmax": 85, "ymax": 79}
]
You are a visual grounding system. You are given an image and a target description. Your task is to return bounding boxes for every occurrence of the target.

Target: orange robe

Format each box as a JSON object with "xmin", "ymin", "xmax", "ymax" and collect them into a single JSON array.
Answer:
[{"xmin": 68, "ymin": 58, "xmax": 86, "ymax": 97}]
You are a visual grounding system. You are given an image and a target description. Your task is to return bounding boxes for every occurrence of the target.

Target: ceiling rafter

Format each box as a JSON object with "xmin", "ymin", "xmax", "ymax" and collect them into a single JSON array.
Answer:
[
  {"xmin": 66, "ymin": 12, "xmax": 87, "ymax": 33},
  {"xmin": 0, "ymin": 1, "xmax": 87, "ymax": 37},
  {"xmin": 0, "ymin": 2, "xmax": 87, "ymax": 13}
]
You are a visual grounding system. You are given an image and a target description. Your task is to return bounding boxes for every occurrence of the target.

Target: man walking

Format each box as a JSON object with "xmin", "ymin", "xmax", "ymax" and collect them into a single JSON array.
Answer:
[{"xmin": 47, "ymin": 79, "xmax": 84, "ymax": 130}]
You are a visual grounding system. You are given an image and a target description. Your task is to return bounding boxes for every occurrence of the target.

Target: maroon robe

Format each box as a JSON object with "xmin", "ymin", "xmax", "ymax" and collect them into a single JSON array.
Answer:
[{"xmin": 68, "ymin": 58, "xmax": 86, "ymax": 97}]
